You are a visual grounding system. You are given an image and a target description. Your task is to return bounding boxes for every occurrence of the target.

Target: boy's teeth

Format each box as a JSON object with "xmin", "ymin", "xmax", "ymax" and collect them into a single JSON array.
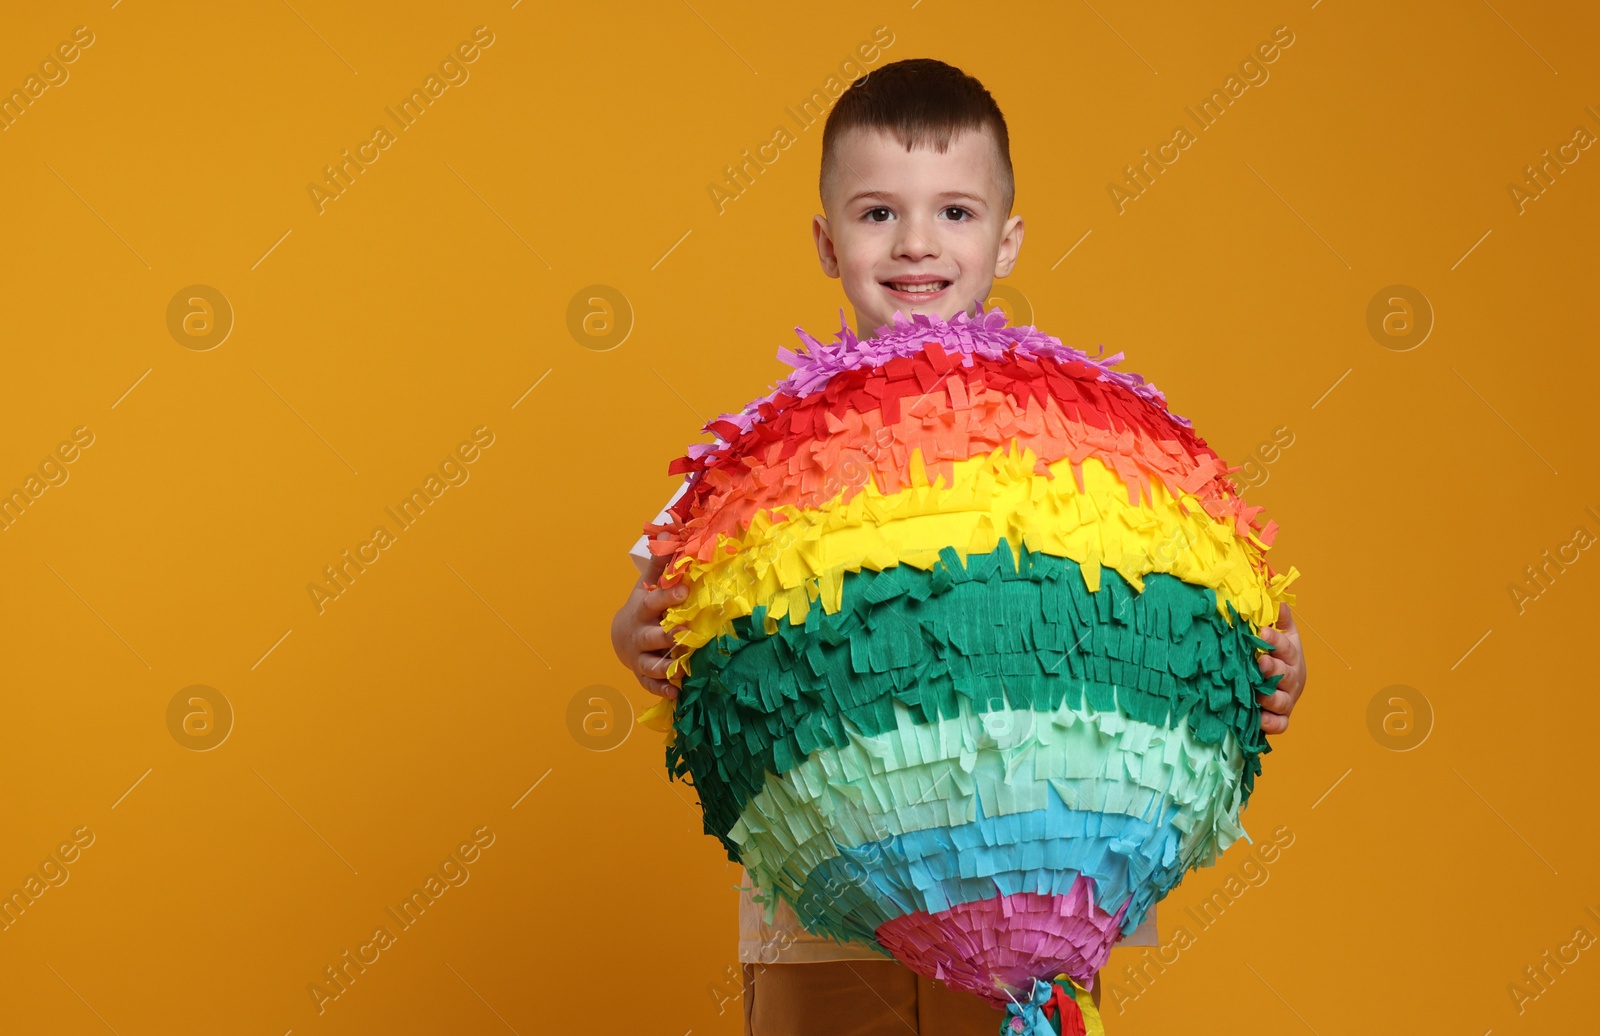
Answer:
[{"xmin": 888, "ymin": 281, "xmax": 947, "ymax": 293}]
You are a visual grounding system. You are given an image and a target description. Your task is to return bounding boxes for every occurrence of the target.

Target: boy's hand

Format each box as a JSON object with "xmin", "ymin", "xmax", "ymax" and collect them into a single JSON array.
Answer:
[
  {"xmin": 611, "ymin": 549, "xmax": 689, "ymax": 700},
  {"xmin": 1256, "ymin": 603, "xmax": 1306, "ymax": 735}
]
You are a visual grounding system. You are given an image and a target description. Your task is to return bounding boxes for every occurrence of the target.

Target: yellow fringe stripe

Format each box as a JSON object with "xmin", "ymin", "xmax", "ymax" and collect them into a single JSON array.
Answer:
[{"xmin": 661, "ymin": 442, "xmax": 1299, "ymax": 683}]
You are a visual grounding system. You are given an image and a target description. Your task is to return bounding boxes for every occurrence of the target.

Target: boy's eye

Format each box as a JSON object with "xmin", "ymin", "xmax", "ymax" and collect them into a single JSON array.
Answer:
[
  {"xmin": 943, "ymin": 206, "xmax": 972, "ymax": 221},
  {"xmin": 865, "ymin": 207, "xmax": 892, "ymax": 223}
]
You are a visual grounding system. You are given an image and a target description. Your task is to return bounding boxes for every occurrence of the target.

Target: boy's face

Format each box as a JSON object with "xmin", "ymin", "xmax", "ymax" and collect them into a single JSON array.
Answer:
[{"xmin": 813, "ymin": 124, "xmax": 1024, "ymax": 338}]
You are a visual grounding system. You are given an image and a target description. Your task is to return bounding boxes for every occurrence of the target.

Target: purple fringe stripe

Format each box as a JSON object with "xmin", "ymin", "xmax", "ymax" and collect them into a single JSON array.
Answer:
[{"xmin": 684, "ymin": 304, "xmax": 1193, "ymax": 461}]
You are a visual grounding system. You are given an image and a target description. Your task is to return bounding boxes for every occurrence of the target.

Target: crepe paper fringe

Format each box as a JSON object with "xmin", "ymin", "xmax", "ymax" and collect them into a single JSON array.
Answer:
[
  {"xmin": 656, "ymin": 346, "xmax": 1221, "ymax": 550},
  {"xmin": 1000, "ymin": 974, "xmax": 1103, "ymax": 1035},
  {"xmin": 657, "ymin": 449, "xmax": 1297, "ymax": 672},
  {"xmin": 882, "ymin": 886, "xmax": 1120, "ymax": 1010},
  {"xmin": 639, "ymin": 696, "xmax": 673, "ymax": 733},
  {"xmin": 673, "ymin": 305, "xmax": 1192, "ymax": 472},
  {"xmin": 665, "ymin": 540, "xmax": 1278, "ymax": 857},
  {"xmin": 785, "ymin": 792, "xmax": 1190, "ymax": 946},
  {"xmin": 733, "ymin": 698, "xmax": 1241, "ymax": 853},
  {"xmin": 651, "ymin": 345, "xmax": 1279, "ymax": 582},
  {"xmin": 731, "ymin": 702, "xmax": 1245, "ymax": 947},
  {"xmin": 642, "ymin": 311, "xmax": 1294, "ymax": 1013}
]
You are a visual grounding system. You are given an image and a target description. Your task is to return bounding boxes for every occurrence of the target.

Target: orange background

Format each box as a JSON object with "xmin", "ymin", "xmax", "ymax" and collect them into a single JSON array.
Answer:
[{"xmin": 1, "ymin": 1, "xmax": 1597, "ymax": 1032}]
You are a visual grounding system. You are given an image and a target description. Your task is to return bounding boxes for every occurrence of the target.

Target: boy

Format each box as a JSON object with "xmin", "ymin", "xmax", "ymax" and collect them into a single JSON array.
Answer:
[{"xmin": 612, "ymin": 58, "xmax": 1307, "ymax": 1034}]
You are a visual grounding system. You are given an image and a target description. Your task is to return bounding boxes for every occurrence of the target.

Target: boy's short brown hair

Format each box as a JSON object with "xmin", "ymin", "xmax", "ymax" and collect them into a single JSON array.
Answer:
[{"xmin": 820, "ymin": 57, "xmax": 1015, "ymax": 216}]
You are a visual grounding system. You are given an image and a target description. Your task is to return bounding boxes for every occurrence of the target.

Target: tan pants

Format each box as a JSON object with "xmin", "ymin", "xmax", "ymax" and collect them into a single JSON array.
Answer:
[{"xmin": 741, "ymin": 960, "xmax": 1102, "ymax": 1035}]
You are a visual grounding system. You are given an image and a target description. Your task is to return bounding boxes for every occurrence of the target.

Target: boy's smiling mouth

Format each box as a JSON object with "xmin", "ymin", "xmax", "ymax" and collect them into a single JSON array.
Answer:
[{"xmin": 881, "ymin": 274, "xmax": 952, "ymax": 299}]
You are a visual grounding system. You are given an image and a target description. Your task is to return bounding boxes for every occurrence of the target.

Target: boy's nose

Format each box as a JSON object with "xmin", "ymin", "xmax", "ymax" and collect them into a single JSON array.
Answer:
[{"xmin": 893, "ymin": 230, "xmax": 937, "ymax": 258}]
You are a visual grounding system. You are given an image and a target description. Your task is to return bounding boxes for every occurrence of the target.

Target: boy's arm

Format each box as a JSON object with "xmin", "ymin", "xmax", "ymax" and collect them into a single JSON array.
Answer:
[
  {"xmin": 614, "ymin": 542, "xmax": 685, "ymax": 699},
  {"xmin": 1256, "ymin": 604, "xmax": 1305, "ymax": 734},
  {"xmin": 614, "ymin": 480, "xmax": 693, "ymax": 698}
]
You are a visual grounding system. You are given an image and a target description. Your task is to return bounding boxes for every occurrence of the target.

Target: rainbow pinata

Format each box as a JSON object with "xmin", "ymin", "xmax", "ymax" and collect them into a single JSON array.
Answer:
[{"xmin": 637, "ymin": 305, "xmax": 1298, "ymax": 1027}]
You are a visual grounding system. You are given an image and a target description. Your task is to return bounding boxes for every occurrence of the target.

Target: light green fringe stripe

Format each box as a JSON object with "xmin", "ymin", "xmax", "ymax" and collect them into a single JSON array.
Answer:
[{"xmin": 729, "ymin": 695, "xmax": 1248, "ymax": 915}]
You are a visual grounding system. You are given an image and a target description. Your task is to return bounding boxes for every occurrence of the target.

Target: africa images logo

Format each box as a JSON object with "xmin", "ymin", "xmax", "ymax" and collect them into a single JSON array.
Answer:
[
  {"xmin": 308, "ymin": 427, "xmax": 495, "ymax": 614},
  {"xmin": 306, "ymin": 26, "xmax": 496, "ymax": 215}
]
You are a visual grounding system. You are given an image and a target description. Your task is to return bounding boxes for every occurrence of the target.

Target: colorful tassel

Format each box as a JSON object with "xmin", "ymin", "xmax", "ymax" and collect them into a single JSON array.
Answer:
[{"xmin": 1003, "ymin": 974, "xmax": 1104, "ymax": 1035}]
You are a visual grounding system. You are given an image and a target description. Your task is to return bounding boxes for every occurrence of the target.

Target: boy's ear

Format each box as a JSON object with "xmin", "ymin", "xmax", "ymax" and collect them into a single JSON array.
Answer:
[
  {"xmin": 993, "ymin": 214, "xmax": 1025, "ymax": 277},
  {"xmin": 813, "ymin": 214, "xmax": 841, "ymax": 278}
]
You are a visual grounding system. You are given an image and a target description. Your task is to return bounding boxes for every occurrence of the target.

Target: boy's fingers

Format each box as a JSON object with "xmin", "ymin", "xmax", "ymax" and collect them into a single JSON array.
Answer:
[
  {"xmin": 637, "ymin": 624, "xmax": 678, "ymax": 652},
  {"xmin": 634, "ymin": 672, "xmax": 678, "ymax": 699},
  {"xmin": 641, "ymin": 650, "xmax": 678, "ymax": 679},
  {"xmin": 1257, "ymin": 622, "xmax": 1303, "ymax": 667},
  {"xmin": 1258, "ymin": 654, "xmax": 1301, "ymax": 696},
  {"xmin": 1274, "ymin": 606, "xmax": 1304, "ymax": 657},
  {"xmin": 1259, "ymin": 710, "xmax": 1289, "ymax": 735},
  {"xmin": 1257, "ymin": 688, "xmax": 1293, "ymax": 714},
  {"xmin": 642, "ymin": 584, "xmax": 691, "ymax": 617}
]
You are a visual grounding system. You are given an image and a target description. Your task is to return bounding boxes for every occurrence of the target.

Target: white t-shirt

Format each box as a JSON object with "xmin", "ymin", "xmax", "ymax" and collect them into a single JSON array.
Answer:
[{"xmin": 627, "ymin": 480, "xmax": 1157, "ymax": 963}]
